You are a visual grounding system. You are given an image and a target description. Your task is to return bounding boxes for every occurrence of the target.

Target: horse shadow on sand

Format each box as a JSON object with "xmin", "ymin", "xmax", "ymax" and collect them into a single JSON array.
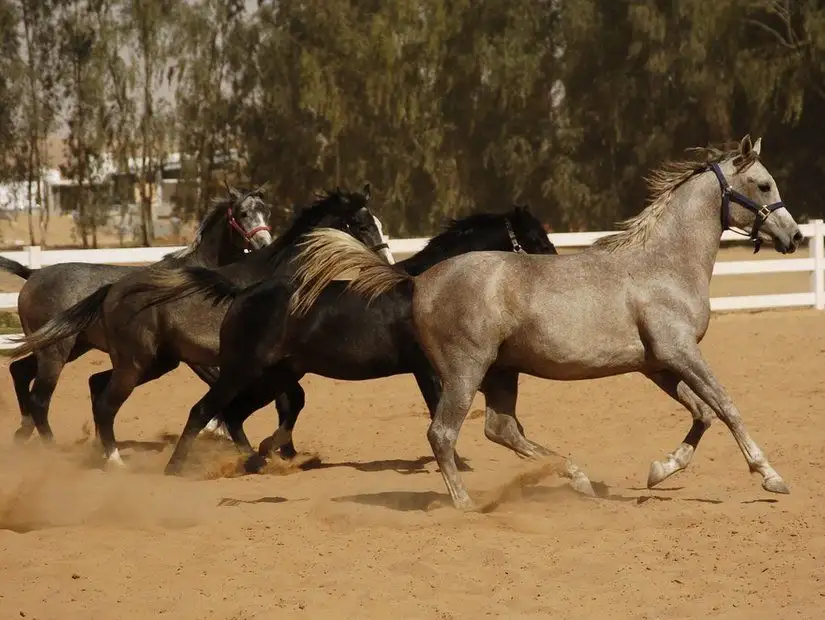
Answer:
[{"xmin": 328, "ymin": 479, "xmax": 776, "ymax": 513}]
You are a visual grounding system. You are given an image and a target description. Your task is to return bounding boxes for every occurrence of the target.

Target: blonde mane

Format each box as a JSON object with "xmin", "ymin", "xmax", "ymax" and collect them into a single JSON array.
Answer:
[{"xmin": 593, "ymin": 145, "xmax": 759, "ymax": 252}]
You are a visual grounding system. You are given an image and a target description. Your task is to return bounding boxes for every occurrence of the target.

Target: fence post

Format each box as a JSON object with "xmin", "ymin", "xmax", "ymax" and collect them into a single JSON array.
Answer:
[
  {"xmin": 812, "ymin": 220, "xmax": 825, "ymax": 310},
  {"xmin": 25, "ymin": 245, "xmax": 42, "ymax": 269}
]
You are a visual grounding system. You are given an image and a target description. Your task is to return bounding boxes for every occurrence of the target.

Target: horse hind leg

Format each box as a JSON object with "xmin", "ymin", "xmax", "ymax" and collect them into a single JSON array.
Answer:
[
  {"xmin": 187, "ymin": 364, "xmax": 232, "ymax": 441},
  {"xmin": 10, "ymin": 354, "xmax": 37, "ymax": 442},
  {"xmin": 93, "ymin": 358, "xmax": 178, "ymax": 468},
  {"xmin": 481, "ymin": 370, "xmax": 595, "ymax": 497},
  {"xmin": 23, "ymin": 346, "xmax": 77, "ymax": 442},
  {"xmin": 92, "ymin": 367, "xmax": 140, "ymax": 468},
  {"xmin": 413, "ymin": 368, "xmax": 471, "ymax": 472},
  {"xmin": 646, "ymin": 370, "xmax": 714, "ymax": 488}
]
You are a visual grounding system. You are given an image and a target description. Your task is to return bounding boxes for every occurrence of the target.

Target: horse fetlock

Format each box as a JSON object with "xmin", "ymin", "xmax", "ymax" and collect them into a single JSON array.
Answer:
[{"xmin": 105, "ymin": 448, "xmax": 127, "ymax": 469}]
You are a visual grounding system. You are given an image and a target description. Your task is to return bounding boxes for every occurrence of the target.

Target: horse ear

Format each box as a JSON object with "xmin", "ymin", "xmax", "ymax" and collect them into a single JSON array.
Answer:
[
  {"xmin": 739, "ymin": 134, "xmax": 753, "ymax": 157},
  {"xmin": 227, "ymin": 184, "xmax": 242, "ymax": 200},
  {"xmin": 362, "ymin": 183, "xmax": 371, "ymax": 201},
  {"xmin": 753, "ymin": 137, "xmax": 762, "ymax": 156}
]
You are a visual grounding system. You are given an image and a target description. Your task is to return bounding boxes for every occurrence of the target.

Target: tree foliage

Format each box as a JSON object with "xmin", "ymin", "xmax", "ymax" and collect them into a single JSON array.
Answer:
[{"xmin": 2, "ymin": 0, "xmax": 825, "ymax": 243}]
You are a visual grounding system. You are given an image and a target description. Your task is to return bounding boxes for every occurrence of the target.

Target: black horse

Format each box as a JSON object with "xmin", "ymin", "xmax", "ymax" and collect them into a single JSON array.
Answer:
[
  {"xmin": 12, "ymin": 185, "xmax": 390, "ymax": 467},
  {"xmin": 134, "ymin": 206, "xmax": 558, "ymax": 474}
]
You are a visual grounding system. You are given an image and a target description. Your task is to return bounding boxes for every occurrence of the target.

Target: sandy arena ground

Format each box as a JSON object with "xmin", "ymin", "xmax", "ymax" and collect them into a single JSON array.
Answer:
[{"xmin": 1, "ymin": 247, "xmax": 824, "ymax": 619}]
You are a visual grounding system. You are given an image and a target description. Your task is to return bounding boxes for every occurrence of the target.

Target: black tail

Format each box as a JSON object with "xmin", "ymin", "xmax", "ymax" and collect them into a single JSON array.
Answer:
[
  {"xmin": 0, "ymin": 256, "xmax": 34, "ymax": 280},
  {"xmin": 128, "ymin": 265, "xmax": 243, "ymax": 313},
  {"xmin": 10, "ymin": 284, "xmax": 111, "ymax": 358}
]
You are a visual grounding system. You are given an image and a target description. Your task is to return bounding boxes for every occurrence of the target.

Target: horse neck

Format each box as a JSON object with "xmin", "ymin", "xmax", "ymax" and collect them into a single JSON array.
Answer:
[
  {"xmin": 189, "ymin": 212, "xmax": 246, "ymax": 268},
  {"xmin": 215, "ymin": 221, "xmax": 325, "ymax": 286},
  {"xmin": 399, "ymin": 227, "xmax": 507, "ymax": 276},
  {"xmin": 639, "ymin": 171, "xmax": 723, "ymax": 285}
]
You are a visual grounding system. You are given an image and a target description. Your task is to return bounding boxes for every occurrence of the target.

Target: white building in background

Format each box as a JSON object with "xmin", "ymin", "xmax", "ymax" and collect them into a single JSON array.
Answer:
[{"xmin": 0, "ymin": 149, "xmax": 241, "ymax": 243}]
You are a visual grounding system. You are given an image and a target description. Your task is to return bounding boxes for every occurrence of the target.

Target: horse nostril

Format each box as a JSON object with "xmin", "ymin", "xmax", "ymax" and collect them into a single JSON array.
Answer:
[{"xmin": 793, "ymin": 230, "xmax": 804, "ymax": 244}]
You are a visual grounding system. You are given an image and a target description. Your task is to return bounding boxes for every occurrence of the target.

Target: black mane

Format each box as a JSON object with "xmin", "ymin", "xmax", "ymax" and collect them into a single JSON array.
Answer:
[
  {"xmin": 262, "ymin": 189, "xmax": 367, "ymax": 265},
  {"xmin": 400, "ymin": 207, "xmax": 530, "ymax": 275}
]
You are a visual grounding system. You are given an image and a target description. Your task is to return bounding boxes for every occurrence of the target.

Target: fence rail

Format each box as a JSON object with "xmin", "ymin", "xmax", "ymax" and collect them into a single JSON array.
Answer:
[{"xmin": 2, "ymin": 220, "xmax": 824, "ymax": 349}]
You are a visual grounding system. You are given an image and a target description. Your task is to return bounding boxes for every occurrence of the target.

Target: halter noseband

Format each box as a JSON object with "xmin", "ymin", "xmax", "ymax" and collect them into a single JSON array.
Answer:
[
  {"xmin": 227, "ymin": 204, "xmax": 272, "ymax": 250},
  {"xmin": 709, "ymin": 162, "xmax": 785, "ymax": 254},
  {"xmin": 371, "ymin": 240, "xmax": 391, "ymax": 254},
  {"xmin": 505, "ymin": 218, "xmax": 526, "ymax": 254}
]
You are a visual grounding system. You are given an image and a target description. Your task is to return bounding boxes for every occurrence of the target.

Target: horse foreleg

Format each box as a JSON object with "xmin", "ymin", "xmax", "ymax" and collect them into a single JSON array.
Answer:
[
  {"xmin": 656, "ymin": 339, "xmax": 788, "ymax": 494},
  {"xmin": 165, "ymin": 375, "xmax": 245, "ymax": 475},
  {"xmin": 645, "ymin": 370, "xmax": 714, "ymax": 487}
]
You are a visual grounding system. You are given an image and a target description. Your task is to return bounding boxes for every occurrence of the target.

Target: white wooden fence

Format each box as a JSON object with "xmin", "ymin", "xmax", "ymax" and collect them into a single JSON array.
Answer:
[{"xmin": 1, "ymin": 220, "xmax": 824, "ymax": 349}]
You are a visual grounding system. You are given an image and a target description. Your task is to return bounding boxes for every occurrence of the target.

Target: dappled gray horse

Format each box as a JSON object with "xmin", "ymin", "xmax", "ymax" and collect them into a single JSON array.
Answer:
[
  {"xmin": 288, "ymin": 135, "xmax": 803, "ymax": 510},
  {"xmin": 0, "ymin": 186, "xmax": 273, "ymax": 443}
]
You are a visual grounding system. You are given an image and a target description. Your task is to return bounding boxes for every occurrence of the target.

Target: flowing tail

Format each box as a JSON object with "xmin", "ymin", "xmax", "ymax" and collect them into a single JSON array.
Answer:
[
  {"xmin": 0, "ymin": 256, "xmax": 34, "ymax": 280},
  {"xmin": 289, "ymin": 228, "xmax": 412, "ymax": 317},
  {"xmin": 126, "ymin": 265, "xmax": 242, "ymax": 312},
  {"xmin": 10, "ymin": 284, "xmax": 112, "ymax": 358}
]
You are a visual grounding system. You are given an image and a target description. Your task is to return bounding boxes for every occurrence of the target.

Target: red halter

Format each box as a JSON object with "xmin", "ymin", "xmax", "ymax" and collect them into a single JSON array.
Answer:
[{"xmin": 227, "ymin": 206, "xmax": 272, "ymax": 247}]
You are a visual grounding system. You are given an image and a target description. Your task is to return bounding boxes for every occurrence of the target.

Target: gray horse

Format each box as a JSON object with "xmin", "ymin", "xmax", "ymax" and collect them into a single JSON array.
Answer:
[
  {"xmin": 287, "ymin": 135, "xmax": 803, "ymax": 510},
  {"xmin": 0, "ymin": 186, "xmax": 273, "ymax": 443}
]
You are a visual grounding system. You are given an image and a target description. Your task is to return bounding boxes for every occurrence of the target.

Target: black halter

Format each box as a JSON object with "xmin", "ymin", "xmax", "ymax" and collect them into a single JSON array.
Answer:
[
  {"xmin": 709, "ymin": 162, "xmax": 785, "ymax": 254},
  {"xmin": 505, "ymin": 218, "xmax": 526, "ymax": 254},
  {"xmin": 371, "ymin": 240, "xmax": 391, "ymax": 254}
]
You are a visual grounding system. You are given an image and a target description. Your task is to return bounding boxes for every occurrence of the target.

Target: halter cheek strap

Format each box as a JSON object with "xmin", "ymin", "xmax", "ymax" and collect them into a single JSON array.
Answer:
[
  {"xmin": 227, "ymin": 206, "xmax": 272, "ymax": 248},
  {"xmin": 709, "ymin": 162, "xmax": 785, "ymax": 254},
  {"xmin": 505, "ymin": 218, "xmax": 526, "ymax": 254}
]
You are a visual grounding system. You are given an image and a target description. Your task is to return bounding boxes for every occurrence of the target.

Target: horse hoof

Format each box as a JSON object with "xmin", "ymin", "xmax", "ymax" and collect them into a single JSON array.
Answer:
[
  {"xmin": 278, "ymin": 446, "xmax": 297, "ymax": 460},
  {"xmin": 762, "ymin": 476, "xmax": 790, "ymax": 494},
  {"xmin": 105, "ymin": 449, "xmax": 127, "ymax": 470},
  {"xmin": 244, "ymin": 454, "xmax": 268, "ymax": 474},
  {"xmin": 451, "ymin": 495, "xmax": 477, "ymax": 512},
  {"xmin": 13, "ymin": 426, "xmax": 34, "ymax": 443},
  {"xmin": 647, "ymin": 460, "xmax": 672, "ymax": 488},
  {"xmin": 164, "ymin": 462, "xmax": 184, "ymax": 476},
  {"xmin": 571, "ymin": 475, "xmax": 597, "ymax": 497}
]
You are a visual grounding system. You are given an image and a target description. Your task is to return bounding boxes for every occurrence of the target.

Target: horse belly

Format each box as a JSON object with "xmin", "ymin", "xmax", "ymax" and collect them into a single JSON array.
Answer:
[
  {"xmin": 498, "ymin": 320, "xmax": 646, "ymax": 381},
  {"xmin": 294, "ymin": 333, "xmax": 405, "ymax": 381},
  {"xmin": 166, "ymin": 305, "xmax": 224, "ymax": 366}
]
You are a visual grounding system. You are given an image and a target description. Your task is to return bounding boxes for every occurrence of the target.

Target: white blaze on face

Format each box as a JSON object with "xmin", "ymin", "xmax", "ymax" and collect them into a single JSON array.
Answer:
[
  {"xmin": 372, "ymin": 214, "xmax": 396, "ymax": 264},
  {"xmin": 244, "ymin": 197, "xmax": 273, "ymax": 249}
]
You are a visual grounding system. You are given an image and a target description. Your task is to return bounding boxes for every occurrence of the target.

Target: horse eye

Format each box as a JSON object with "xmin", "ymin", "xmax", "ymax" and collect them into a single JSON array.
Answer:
[{"xmin": 757, "ymin": 182, "xmax": 771, "ymax": 193}]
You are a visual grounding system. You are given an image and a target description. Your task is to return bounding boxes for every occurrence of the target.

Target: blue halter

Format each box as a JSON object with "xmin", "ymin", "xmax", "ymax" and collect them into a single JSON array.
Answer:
[{"xmin": 709, "ymin": 162, "xmax": 785, "ymax": 254}]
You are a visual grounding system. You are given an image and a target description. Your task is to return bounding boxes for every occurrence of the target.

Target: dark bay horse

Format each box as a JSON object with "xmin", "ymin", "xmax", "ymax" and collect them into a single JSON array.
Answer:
[
  {"xmin": 128, "ymin": 206, "xmax": 574, "ymax": 476},
  {"xmin": 0, "ymin": 186, "xmax": 273, "ymax": 442},
  {"xmin": 288, "ymin": 136, "xmax": 804, "ymax": 510},
  {"xmin": 12, "ymin": 185, "xmax": 390, "ymax": 468}
]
